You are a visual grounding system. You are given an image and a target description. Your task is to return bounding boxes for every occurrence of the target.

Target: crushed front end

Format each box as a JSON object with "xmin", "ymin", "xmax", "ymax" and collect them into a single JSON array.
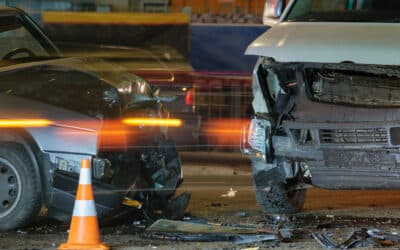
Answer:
[
  {"xmin": 244, "ymin": 59, "xmax": 400, "ymax": 191},
  {"xmin": 0, "ymin": 59, "xmax": 188, "ymax": 222}
]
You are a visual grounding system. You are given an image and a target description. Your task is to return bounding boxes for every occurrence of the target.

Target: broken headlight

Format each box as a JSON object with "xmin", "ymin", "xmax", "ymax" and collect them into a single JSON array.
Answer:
[
  {"xmin": 93, "ymin": 158, "xmax": 113, "ymax": 179},
  {"xmin": 241, "ymin": 116, "xmax": 272, "ymax": 160}
]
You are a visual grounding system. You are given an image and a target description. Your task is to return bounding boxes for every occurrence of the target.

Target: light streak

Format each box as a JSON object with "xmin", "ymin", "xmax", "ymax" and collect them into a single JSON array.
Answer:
[
  {"xmin": 122, "ymin": 118, "xmax": 182, "ymax": 127},
  {"xmin": 0, "ymin": 119, "xmax": 53, "ymax": 128}
]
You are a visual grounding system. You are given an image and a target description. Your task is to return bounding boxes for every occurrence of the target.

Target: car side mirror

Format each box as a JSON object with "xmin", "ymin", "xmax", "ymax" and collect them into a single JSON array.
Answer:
[{"xmin": 263, "ymin": 0, "xmax": 285, "ymax": 26}]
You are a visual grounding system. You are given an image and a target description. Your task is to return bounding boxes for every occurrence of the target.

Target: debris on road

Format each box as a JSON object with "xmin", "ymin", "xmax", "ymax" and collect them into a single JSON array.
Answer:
[
  {"xmin": 146, "ymin": 219, "xmax": 274, "ymax": 235},
  {"xmin": 221, "ymin": 188, "xmax": 237, "ymax": 198},
  {"xmin": 234, "ymin": 234, "xmax": 278, "ymax": 244},
  {"xmin": 312, "ymin": 231, "xmax": 368, "ymax": 249},
  {"xmin": 326, "ymin": 214, "xmax": 335, "ymax": 219},
  {"xmin": 367, "ymin": 228, "xmax": 400, "ymax": 246},
  {"xmin": 122, "ymin": 192, "xmax": 191, "ymax": 222},
  {"xmin": 145, "ymin": 232, "xmax": 236, "ymax": 242},
  {"xmin": 145, "ymin": 231, "xmax": 279, "ymax": 244},
  {"xmin": 312, "ymin": 227, "xmax": 400, "ymax": 249},
  {"xmin": 145, "ymin": 219, "xmax": 280, "ymax": 244}
]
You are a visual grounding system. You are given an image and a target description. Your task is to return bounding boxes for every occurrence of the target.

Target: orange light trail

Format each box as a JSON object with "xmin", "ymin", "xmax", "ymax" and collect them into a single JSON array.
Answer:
[
  {"xmin": 122, "ymin": 118, "xmax": 182, "ymax": 127},
  {"xmin": 203, "ymin": 119, "xmax": 250, "ymax": 147},
  {"xmin": 0, "ymin": 119, "xmax": 53, "ymax": 128},
  {"xmin": 205, "ymin": 129, "xmax": 243, "ymax": 134}
]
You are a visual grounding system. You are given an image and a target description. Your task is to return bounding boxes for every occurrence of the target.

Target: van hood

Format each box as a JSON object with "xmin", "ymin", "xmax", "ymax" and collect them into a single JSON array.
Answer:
[{"xmin": 246, "ymin": 22, "xmax": 400, "ymax": 65}]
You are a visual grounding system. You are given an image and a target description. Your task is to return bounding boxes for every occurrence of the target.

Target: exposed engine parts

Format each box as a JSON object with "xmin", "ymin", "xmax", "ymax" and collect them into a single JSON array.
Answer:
[{"xmin": 244, "ymin": 59, "xmax": 400, "ymax": 214}]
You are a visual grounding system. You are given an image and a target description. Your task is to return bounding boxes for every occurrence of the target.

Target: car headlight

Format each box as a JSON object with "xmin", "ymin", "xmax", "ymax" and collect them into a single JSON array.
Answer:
[{"xmin": 92, "ymin": 158, "xmax": 113, "ymax": 179}]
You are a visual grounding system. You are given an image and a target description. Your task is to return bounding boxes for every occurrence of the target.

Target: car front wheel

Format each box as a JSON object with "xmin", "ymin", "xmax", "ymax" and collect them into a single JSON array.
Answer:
[{"xmin": 0, "ymin": 144, "xmax": 42, "ymax": 231}]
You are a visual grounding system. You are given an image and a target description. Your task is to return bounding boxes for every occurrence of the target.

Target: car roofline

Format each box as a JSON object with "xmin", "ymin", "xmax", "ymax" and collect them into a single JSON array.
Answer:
[{"xmin": 0, "ymin": 6, "xmax": 26, "ymax": 17}]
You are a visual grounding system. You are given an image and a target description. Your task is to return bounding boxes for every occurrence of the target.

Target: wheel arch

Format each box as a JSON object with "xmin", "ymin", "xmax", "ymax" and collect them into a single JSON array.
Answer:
[{"xmin": 0, "ymin": 129, "xmax": 46, "ymax": 204}]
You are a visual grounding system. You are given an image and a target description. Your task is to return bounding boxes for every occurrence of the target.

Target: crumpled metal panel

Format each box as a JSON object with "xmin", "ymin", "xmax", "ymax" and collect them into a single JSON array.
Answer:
[{"xmin": 322, "ymin": 149, "xmax": 399, "ymax": 170}]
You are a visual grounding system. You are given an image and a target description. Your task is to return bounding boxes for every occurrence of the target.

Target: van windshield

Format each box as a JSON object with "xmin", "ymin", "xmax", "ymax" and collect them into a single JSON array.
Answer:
[{"xmin": 285, "ymin": 0, "xmax": 400, "ymax": 22}]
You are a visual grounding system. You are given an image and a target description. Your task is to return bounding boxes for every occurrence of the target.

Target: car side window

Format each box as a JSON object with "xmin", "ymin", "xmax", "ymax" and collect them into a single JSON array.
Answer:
[
  {"xmin": 0, "ymin": 27, "xmax": 49, "ymax": 58},
  {"xmin": 0, "ymin": 16, "xmax": 49, "ymax": 59}
]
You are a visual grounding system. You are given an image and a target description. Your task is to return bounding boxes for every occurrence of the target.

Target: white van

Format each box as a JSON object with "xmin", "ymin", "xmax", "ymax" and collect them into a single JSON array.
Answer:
[{"xmin": 244, "ymin": 0, "xmax": 400, "ymax": 214}]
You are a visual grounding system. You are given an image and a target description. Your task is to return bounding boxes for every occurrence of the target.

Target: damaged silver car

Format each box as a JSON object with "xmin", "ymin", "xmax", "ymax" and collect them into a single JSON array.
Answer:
[
  {"xmin": 243, "ymin": 0, "xmax": 400, "ymax": 213},
  {"xmin": 0, "ymin": 7, "xmax": 188, "ymax": 230}
]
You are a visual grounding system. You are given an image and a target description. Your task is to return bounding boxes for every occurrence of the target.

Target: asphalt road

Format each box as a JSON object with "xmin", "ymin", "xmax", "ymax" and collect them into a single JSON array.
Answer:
[
  {"xmin": 179, "ymin": 152, "xmax": 400, "ymax": 218},
  {"xmin": 3, "ymin": 152, "xmax": 400, "ymax": 249}
]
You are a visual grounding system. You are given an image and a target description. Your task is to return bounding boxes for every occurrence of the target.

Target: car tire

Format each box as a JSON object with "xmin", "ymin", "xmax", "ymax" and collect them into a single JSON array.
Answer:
[
  {"xmin": 0, "ymin": 144, "xmax": 42, "ymax": 231},
  {"xmin": 252, "ymin": 158, "xmax": 306, "ymax": 214},
  {"xmin": 141, "ymin": 137, "xmax": 189, "ymax": 220},
  {"xmin": 154, "ymin": 137, "xmax": 182, "ymax": 198}
]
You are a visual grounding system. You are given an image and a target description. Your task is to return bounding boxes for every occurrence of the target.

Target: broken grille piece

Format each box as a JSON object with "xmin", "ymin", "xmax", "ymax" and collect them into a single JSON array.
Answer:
[{"xmin": 320, "ymin": 128, "xmax": 388, "ymax": 144}]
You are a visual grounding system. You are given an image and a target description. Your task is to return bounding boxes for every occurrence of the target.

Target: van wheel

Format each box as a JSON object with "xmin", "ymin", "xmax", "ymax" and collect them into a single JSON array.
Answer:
[
  {"xmin": 252, "ymin": 158, "xmax": 306, "ymax": 214},
  {"xmin": 0, "ymin": 144, "xmax": 41, "ymax": 231}
]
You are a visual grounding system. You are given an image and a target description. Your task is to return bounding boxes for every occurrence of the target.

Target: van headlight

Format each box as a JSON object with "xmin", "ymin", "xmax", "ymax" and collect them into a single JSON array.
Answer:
[{"xmin": 241, "ymin": 117, "xmax": 272, "ymax": 160}]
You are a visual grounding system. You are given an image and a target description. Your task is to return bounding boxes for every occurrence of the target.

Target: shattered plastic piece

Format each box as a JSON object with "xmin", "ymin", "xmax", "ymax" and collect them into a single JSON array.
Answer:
[
  {"xmin": 145, "ymin": 232, "xmax": 236, "ymax": 242},
  {"xmin": 146, "ymin": 219, "xmax": 275, "ymax": 235},
  {"xmin": 367, "ymin": 228, "xmax": 400, "ymax": 246},
  {"xmin": 182, "ymin": 216, "xmax": 208, "ymax": 225},
  {"xmin": 312, "ymin": 232, "xmax": 339, "ymax": 248},
  {"xmin": 122, "ymin": 197, "xmax": 143, "ymax": 209},
  {"xmin": 221, "ymin": 188, "xmax": 237, "ymax": 198},
  {"xmin": 312, "ymin": 229, "xmax": 369, "ymax": 249},
  {"xmin": 145, "ymin": 233, "xmax": 279, "ymax": 244},
  {"xmin": 145, "ymin": 231, "xmax": 278, "ymax": 244},
  {"xmin": 234, "ymin": 234, "xmax": 278, "ymax": 244}
]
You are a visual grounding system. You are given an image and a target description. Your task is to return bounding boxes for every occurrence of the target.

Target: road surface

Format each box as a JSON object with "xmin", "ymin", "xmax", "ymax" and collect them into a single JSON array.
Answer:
[
  {"xmin": 180, "ymin": 152, "xmax": 400, "ymax": 217},
  {"xmin": 2, "ymin": 152, "xmax": 400, "ymax": 249}
]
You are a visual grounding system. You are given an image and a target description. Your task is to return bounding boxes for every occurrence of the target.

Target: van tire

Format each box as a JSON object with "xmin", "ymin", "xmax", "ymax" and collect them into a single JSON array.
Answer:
[
  {"xmin": 254, "ymin": 182, "xmax": 306, "ymax": 214},
  {"xmin": 251, "ymin": 158, "xmax": 306, "ymax": 214}
]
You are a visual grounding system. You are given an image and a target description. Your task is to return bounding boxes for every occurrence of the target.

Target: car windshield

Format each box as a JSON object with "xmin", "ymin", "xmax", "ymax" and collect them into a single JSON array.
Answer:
[
  {"xmin": 285, "ymin": 0, "xmax": 400, "ymax": 22},
  {"xmin": 0, "ymin": 13, "xmax": 59, "ymax": 64}
]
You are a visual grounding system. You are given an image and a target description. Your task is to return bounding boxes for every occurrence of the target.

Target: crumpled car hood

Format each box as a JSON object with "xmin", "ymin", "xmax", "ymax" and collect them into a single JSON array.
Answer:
[
  {"xmin": 0, "ymin": 57, "xmax": 150, "ymax": 94},
  {"xmin": 246, "ymin": 22, "xmax": 400, "ymax": 65},
  {"xmin": 0, "ymin": 57, "xmax": 154, "ymax": 119},
  {"xmin": 0, "ymin": 57, "xmax": 149, "ymax": 152}
]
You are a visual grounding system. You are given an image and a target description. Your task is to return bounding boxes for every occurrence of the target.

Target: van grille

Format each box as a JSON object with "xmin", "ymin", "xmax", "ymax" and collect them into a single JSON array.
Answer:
[{"xmin": 320, "ymin": 128, "xmax": 388, "ymax": 144}]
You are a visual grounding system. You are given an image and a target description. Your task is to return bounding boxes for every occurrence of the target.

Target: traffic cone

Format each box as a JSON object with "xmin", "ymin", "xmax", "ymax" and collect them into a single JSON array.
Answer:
[{"xmin": 58, "ymin": 159, "xmax": 109, "ymax": 250}]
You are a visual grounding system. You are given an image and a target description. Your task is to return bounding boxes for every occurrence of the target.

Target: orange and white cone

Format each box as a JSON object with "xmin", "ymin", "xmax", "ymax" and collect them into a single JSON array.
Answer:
[{"xmin": 58, "ymin": 159, "xmax": 109, "ymax": 250}]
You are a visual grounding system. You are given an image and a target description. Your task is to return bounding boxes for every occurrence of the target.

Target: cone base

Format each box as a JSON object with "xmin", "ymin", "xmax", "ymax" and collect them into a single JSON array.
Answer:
[{"xmin": 58, "ymin": 242, "xmax": 109, "ymax": 250}]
